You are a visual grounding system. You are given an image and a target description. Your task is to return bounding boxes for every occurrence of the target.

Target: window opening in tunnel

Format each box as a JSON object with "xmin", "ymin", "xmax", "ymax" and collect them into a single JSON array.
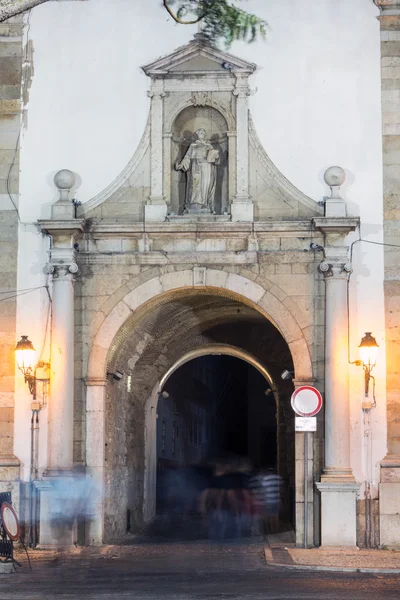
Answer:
[{"xmin": 152, "ymin": 354, "xmax": 291, "ymax": 541}]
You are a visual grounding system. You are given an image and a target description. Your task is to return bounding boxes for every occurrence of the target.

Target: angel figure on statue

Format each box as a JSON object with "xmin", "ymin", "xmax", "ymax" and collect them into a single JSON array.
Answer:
[{"xmin": 175, "ymin": 128, "xmax": 220, "ymax": 213}]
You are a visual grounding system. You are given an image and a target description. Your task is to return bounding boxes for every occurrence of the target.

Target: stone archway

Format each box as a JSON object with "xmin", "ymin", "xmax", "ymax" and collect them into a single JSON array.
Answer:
[
  {"xmin": 87, "ymin": 269, "xmax": 312, "ymax": 381},
  {"xmin": 143, "ymin": 344, "xmax": 280, "ymax": 526},
  {"xmin": 85, "ymin": 269, "xmax": 313, "ymax": 544},
  {"xmin": 158, "ymin": 344, "xmax": 276, "ymax": 390}
]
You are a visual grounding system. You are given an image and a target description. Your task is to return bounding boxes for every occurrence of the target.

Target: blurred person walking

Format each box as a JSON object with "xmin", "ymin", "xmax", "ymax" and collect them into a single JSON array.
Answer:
[{"xmin": 250, "ymin": 469, "xmax": 282, "ymax": 534}]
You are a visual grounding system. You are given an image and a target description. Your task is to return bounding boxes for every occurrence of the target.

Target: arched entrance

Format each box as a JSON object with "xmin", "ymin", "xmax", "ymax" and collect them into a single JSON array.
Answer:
[
  {"xmin": 85, "ymin": 269, "xmax": 313, "ymax": 544},
  {"xmin": 151, "ymin": 351, "xmax": 289, "ymax": 540}
]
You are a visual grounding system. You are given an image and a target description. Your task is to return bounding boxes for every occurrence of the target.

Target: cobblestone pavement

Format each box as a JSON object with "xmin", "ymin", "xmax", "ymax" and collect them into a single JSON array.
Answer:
[
  {"xmin": 265, "ymin": 532, "xmax": 400, "ymax": 571},
  {"xmin": 0, "ymin": 539, "xmax": 399, "ymax": 599}
]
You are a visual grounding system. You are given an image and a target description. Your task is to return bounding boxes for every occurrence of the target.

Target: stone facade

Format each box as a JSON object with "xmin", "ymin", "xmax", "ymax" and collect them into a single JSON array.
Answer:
[
  {"xmin": 78, "ymin": 249, "xmax": 322, "ymax": 540},
  {"xmin": 82, "ymin": 35, "xmax": 322, "ymax": 225},
  {"xmin": 377, "ymin": 0, "xmax": 400, "ymax": 546},
  {"xmin": 79, "ymin": 258, "xmax": 321, "ymax": 544},
  {"xmin": 0, "ymin": 15, "xmax": 23, "ymax": 503},
  {"xmin": 0, "ymin": 2, "xmax": 391, "ymax": 550}
]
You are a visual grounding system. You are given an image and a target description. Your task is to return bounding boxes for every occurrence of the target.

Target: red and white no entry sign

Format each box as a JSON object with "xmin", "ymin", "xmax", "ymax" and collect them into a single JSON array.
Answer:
[
  {"xmin": 291, "ymin": 386, "xmax": 323, "ymax": 417},
  {"xmin": 1, "ymin": 501, "xmax": 20, "ymax": 541}
]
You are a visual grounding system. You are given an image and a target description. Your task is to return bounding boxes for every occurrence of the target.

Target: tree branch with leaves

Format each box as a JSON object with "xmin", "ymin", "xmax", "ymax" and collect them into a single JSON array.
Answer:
[
  {"xmin": 0, "ymin": 0, "xmax": 266, "ymax": 47},
  {"xmin": 163, "ymin": 0, "xmax": 267, "ymax": 46}
]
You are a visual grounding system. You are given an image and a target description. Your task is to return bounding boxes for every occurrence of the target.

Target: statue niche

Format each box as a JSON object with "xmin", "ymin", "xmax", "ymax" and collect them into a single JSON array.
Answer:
[{"xmin": 171, "ymin": 106, "xmax": 228, "ymax": 215}]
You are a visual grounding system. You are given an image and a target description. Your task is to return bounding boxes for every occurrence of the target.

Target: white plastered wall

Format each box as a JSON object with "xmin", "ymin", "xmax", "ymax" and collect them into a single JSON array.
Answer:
[{"xmin": 14, "ymin": 0, "xmax": 385, "ymax": 493}]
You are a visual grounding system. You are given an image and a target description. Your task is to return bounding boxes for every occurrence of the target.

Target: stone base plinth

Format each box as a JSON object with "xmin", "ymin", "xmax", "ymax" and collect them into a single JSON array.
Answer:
[
  {"xmin": 324, "ymin": 199, "xmax": 346, "ymax": 218},
  {"xmin": 0, "ymin": 562, "xmax": 13, "ymax": 574},
  {"xmin": 35, "ymin": 477, "xmax": 76, "ymax": 547},
  {"xmin": 144, "ymin": 203, "xmax": 167, "ymax": 222},
  {"xmin": 230, "ymin": 201, "xmax": 253, "ymax": 222},
  {"xmin": 51, "ymin": 200, "xmax": 75, "ymax": 220},
  {"xmin": 316, "ymin": 481, "xmax": 360, "ymax": 547},
  {"xmin": 379, "ymin": 483, "xmax": 400, "ymax": 546},
  {"xmin": 380, "ymin": 456, "xmax": 400, "ymax": 546}
]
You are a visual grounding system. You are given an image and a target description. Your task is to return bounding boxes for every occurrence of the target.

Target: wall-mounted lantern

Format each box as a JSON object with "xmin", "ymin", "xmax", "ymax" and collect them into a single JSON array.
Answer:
[
  {"xmin": 14, "ymin": 336, "xmax": 49, "ymax": 401},
  {"xmin": 356, "ymin": 332, "xmax": 379, "ymax": 398}
]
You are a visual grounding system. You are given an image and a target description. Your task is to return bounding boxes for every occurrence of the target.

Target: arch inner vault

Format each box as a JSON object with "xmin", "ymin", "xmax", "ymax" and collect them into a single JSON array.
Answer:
[{"xmin": 85, "ymin": 270, "xmax": 312, "ymax": 543}]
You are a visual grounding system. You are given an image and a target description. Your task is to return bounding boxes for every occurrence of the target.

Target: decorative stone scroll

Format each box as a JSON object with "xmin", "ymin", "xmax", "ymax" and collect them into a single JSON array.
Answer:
[{"xmin": 318, "ymin": 260, "xmax": 353, "ymax": 278}]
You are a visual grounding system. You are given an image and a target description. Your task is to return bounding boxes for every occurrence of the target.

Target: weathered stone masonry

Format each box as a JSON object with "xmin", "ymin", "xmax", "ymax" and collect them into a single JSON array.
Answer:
[
  {"xmin": 378, "ymin": 0, "xmax": 400, "ymax": 546},
  {"xmin": 0, "ymin": 15, "xmax": 23, "ymax": 500}
]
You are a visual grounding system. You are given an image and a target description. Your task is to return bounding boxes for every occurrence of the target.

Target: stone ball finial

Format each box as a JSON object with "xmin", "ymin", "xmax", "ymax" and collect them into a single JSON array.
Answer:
[
  {"xmin": 54, "ymin": 169, "xmax": 75, "ymax": 191},
  {"xmin": 324, "ymin": 166, "xmax": 346, "ymax": 188},
  {"xmin": 54, "ymin": 169, "xmax": 76, "ymax": 202}
]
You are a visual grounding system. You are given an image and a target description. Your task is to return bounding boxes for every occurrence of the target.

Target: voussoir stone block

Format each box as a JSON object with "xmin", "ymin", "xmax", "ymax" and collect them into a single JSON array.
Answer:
[
  {"xmin": 258, "ymin": 291, "xmax": 303, "ymax": 344},
  {"xmin": 283, "ymin": 296, "xmax": 311, "ymax": 330},
  {"xmin": 124, "ymin": 277, "xmax": 163, "ymax": 312},
  {"xmin": 95, "ymin": 301, "xmax": 132, "ymax": 350},
  {"xmin": 160, "ymin": 269, "xmax": 193, "ymax": 291},
  {"xmin": 225, "ymin": 272, "xmax": 265, "ymax": 304},
  {"xmin": 289, "ymin": 337, "xmax": 313, "ymax": 381},
  {"xmin": 205, "ymin": 268, "xmax": 229, "ymax": 289}
]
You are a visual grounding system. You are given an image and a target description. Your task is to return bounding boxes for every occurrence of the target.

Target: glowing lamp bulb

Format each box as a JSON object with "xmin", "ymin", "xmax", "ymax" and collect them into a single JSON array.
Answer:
[
  {"xmin": 15, "ymin": 335, "xmax": 36, "ymax": 377},
  {"xmin": 358, "ymin": 332, "xmax": 379, "ymax": 367}
]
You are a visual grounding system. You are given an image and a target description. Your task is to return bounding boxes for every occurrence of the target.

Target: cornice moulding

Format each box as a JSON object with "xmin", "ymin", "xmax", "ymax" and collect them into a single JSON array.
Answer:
[
  {"xmin": 77, "ymin": 251, "xmax": 258, "ymax": 266},
  {"xmin": 38, "ymin": 219, "xmax": 86, "ymax": 234},
  {"xmin": 375, "ymin": 0, "xmax": 400, "ymax": 15},
  {"xmin": 86, "ymin": 219, "xmax": 320, "ymax": 236},
  {"xmin": 312, "ymin": 217, "xmax": 360, "ymax": 234}
]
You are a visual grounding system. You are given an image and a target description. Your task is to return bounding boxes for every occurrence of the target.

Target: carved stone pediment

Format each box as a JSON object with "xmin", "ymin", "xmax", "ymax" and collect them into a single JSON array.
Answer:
[
  {"xmin": 141, "ymin": 33, "xmax": 257, "ymax": 77},
  {"xmin": 80, "ymin": 35, "xmax": 323, "ymax": 223}
]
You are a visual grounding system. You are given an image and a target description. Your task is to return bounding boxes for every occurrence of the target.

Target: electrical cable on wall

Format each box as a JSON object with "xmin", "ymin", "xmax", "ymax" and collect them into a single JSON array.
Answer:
[
  {"xmin": 0, "ymin": 286, "xmax": 48, "ymax": 303},
  {"xmin": 0, "ymin": 285, "xmax": 46, "ymax": 295},
  {"xmin": 345, "ymin": 232, "xmax": 399, "ymax": 405}
]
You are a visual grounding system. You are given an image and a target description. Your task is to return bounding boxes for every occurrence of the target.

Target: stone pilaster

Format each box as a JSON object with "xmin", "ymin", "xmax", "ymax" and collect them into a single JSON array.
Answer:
[
  {"xmin": 0, "ymin": 15, "xmax": 24, "ymax": 503},
  {"xmin": 314, "ymin": 217, "xmax": 360, "ymax": 546},
  {"xmin": 376, "ymin": 0, "xmax": 400, "ymax": 456},
  {"xmin": 37, "ymin": 218, "xmax": 83, "ymax": 476},
  {"xmin": 231, "ymin": 73, "xmax": 253, "ymax": 222},
  {"xmin": 46, "ymin": 261, "xmax": 79, "ymax": 472},
  {"xmin": 37, "ymin": 172, "xmax": 84, "ymax": 546},
  {"xmin": 375, "ymin": 0, "xmax": 400, "ymax": 546},
  {"xmin": 318, "ymin": 256, "xmax": 354, "ymax": 482},
  {"xmin": 85, "ymin": 378, "xmax": 107, "ymax": 545},
  {"xmin": 145, "ymin": 79, "xmax": 167, "ymax": 222}
]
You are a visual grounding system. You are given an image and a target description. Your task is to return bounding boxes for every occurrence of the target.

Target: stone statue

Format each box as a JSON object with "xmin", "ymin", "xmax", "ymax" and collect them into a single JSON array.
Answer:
[{"xmin": 175, "ymin": 128, "xmax": 220, "ymax": 213}]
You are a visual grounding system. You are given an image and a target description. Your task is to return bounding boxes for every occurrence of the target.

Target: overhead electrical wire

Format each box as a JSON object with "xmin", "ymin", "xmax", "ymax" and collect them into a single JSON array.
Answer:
[{"xmin": 0, "ymin": 285, "xmax": 48, "ymax": 303}]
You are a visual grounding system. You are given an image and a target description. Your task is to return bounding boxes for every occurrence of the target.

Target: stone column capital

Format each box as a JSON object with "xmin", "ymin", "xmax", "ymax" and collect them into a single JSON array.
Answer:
[
  {"xmin": 45, "ymin": 262, "xmax": 79, "ymax": 278},
  {"xmin": 233, "ymin": 87, "xmax": 251, "ymax": 98},
  {"xmin": 147, "ymin": 90, "xmax": 166, "ymax": 100},
  {"xmin": 318, "ymin": 260, "xmax": 352, "ymax": 278},
  {"xmin": 148, "ymin": 78, "xmax": 165, "ymax": 97}
]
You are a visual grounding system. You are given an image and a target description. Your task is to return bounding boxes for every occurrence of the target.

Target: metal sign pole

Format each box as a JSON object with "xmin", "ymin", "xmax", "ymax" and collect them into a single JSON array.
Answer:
[
  {"xmin": 291, "ymin": 385, "xmax": 323, "ymax": 550},
  {"xmin": 304, "ymin": 431, "xmax": 308, "ymax": 549}
]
